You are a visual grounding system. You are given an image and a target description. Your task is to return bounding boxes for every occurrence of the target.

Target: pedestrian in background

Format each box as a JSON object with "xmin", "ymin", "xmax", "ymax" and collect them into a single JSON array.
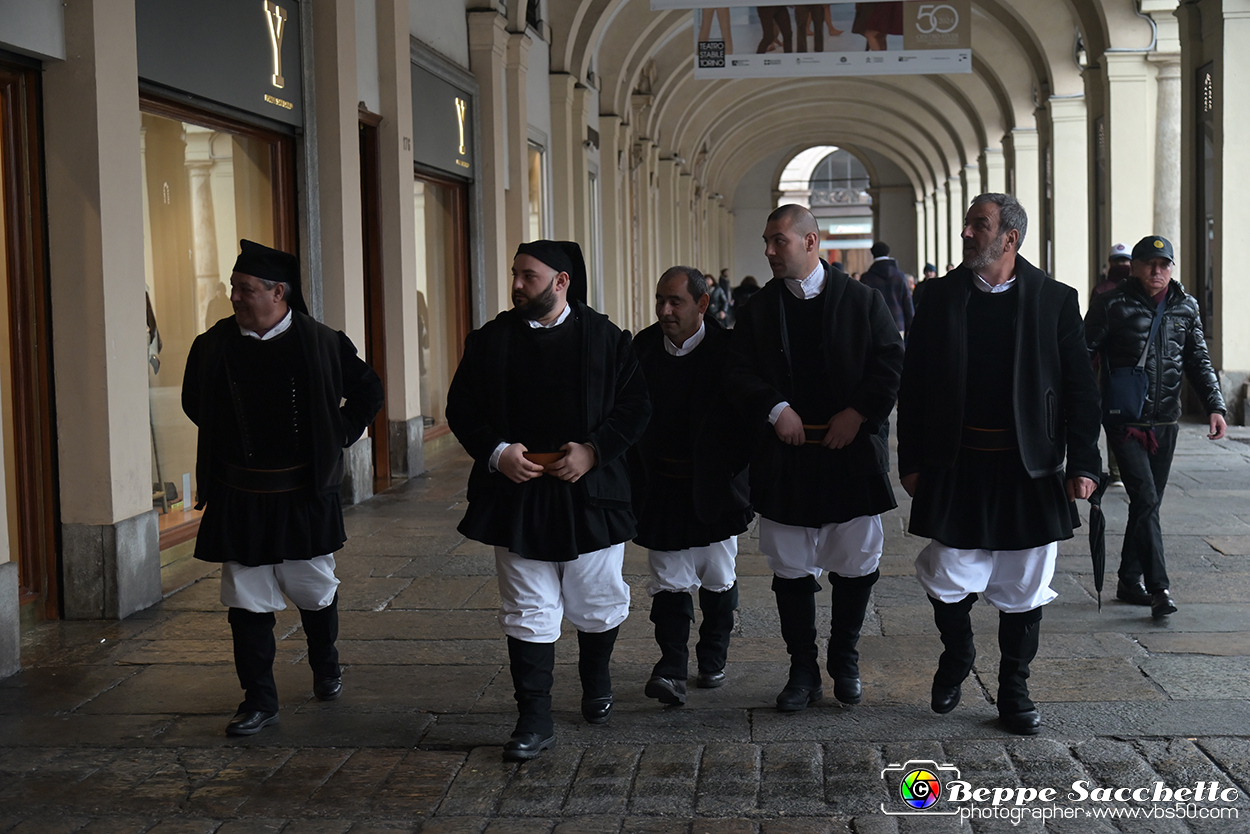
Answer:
[
  {"xmin": 859, "ymin": 240, "xmax": 914, "ymax": 337},
  {"xmin": 1084, "ymin": 235, "xmax": 1226, "ymax": 619}
]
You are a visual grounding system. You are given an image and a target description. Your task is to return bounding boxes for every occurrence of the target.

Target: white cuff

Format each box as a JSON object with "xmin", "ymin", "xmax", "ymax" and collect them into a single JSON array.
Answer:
[
  {"xmin": 488, "ymin": 442, "xmax": 509, "ymax": 472},
  {"xmin": 767, "ymin": 402, "xmax": 790, "ymax": 425}
]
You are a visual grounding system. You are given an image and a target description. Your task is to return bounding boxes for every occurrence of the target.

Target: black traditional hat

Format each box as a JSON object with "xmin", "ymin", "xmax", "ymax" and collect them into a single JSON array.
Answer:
[
  {"xmin": 514, "ymin": 240, "xmax": 588, "ymax": 304},
  {"xmin": 233, "ymin": 240, "xmax": 308, "ymax": 315}
]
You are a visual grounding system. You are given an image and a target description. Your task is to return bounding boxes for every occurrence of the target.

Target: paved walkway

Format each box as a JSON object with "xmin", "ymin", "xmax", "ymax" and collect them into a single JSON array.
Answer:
[{"xmin": 4, "ymin": 424, "xmax": 1250, "ymax": 833}]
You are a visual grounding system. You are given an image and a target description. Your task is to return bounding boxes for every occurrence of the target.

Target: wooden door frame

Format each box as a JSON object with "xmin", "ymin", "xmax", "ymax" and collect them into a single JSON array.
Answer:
[
  {"xmin": 359, "ymin": 109, "xmax": 389, "ymax": 492},
  {"xmin": 0, "ymin": 58, "xmax": 61, "ymax": 620},
  {"xmin": 413, "ymin": 165, "xmax": 472, "ymax": 442}
]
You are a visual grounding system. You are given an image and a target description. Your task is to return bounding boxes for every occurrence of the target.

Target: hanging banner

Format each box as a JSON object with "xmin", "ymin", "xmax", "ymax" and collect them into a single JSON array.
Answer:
[{"xmin": 667, "ymin": 2, "xmax": 971, "ymax": 79}]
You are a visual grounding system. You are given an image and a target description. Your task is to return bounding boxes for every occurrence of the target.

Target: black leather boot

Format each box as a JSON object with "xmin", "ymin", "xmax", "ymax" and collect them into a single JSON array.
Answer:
[
  {"xmin": 929, "ymin": 594, "xmax": 977, "ymax": 714},
  {"xmin": 997, "ymin": 607, "xmax": 1043, "ymax": 735},
  {"xmin": 504, "ymin": 636, "xmax": 556, "ymax": 761},
  {"xmin": 826, "ymin": 570, "xmax": 878, "ymax": 705},
  {"xmin": 577, "ymin": 627, "xmax": 618, "ymax": 723},
  {"xmin": 227, "ymin": 608, "xmax": 280, "ymax": 736},
  {"xmin": 646, "ymin": 591, "xmax": 693, "ymax": 705},
  {"xmin": 300, "ymin": 593, "xmax": 342, "ymax": 701},
  {"xmin": 695, "ymin": 583, "xmax": 737, "ymax": 688},
  {"xmin": 773, "ymin": 575, "xmax": 823, "ymax": 712}
]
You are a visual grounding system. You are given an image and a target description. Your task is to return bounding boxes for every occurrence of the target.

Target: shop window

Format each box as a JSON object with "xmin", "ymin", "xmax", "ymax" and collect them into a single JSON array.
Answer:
[
  {"xmin": 528, "ymin": 143, "xmax": 547, "ymax": 241},
  {"xmin": 139, "ymin": 97, "xmax": 296, "ymax": 551},
  {"xmin": 414, "ymin": 173, "xmax": 470, "ymax": 438}
]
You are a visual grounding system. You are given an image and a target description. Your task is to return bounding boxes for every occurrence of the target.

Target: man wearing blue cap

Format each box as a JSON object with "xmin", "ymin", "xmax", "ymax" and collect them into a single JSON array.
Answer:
[
  {"xmin": 1085, "ymin": 235, "xmax": 1227, "ymax": 619},
  {"xmin": 182, "ymin": 240, "xmax": 383, "ymax": 735},
  {"xmin": 447, "ymin": 240, "xmax": 651, "ymax": 761}
]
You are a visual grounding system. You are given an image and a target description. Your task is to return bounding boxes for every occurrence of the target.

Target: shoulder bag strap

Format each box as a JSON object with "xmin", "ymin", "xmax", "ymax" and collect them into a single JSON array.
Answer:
[{"xmin": 1136, "ymin": 296, "xmax": 1168, "ymax": 369}]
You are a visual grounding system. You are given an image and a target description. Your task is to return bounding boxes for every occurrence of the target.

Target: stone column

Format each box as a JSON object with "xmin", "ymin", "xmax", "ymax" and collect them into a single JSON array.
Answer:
[
  {"xmin": 548, "ymin": 73, "xmax": 577, "ymax": 241},
  {"xmin": 43, "ymin": 0, "xmax": 160, "ymax": 619},
  {"xmin": 1007, "ymin": 127, "xmax": 1041, "ymax": 265},
  {"xmin": 984, "ymin": 147, "xmax": 1007, "ymax": 194},
  {"xmin": 946, "ymin": 175, "xmax": 962, "ymax": 266},
  {"xmin": 1048, "ymin": 96, "xmax": 1091, "ymax": 302},
  {"xmin": 931, "ymin": 188, "xmax": 946, "ymax": 271},
  {"xmin": 503, "ymin": 29, "xmax": 531, "ymax": 252},
  {"xmin": 467, "ymin": 11, "xmax": 509, "ymax": 318},
  {"xmin": 1153, "ymin": 58, "xmax": 1182, "ymax": 281},
  {"xmin": 915, "ymin": 199, "xmax": 928, "ymax": 271},
  {"xmin": 599, "ymin": 114, "xmax": 626, "ymax": 324},
  {"xmin": 676, "ymin": 173, "xmax": 693, "ymax": 263},
  {"xmin": 311, "ymin": 0, "xmax": 372, "ymax": 504},
  {"xmin": 1103, "ymin": 52, "xmax": 1155, "ymax": 251},
  {"xmin": 377, "ymin": 0, "xmax": 422, "ymax": 477},
  {"xmin": 657, "ymin": 157, "xmax": 678, "ymax": 272}
]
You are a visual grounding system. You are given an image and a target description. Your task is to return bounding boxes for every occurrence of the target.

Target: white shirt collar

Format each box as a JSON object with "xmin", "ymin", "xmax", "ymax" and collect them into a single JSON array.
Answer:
[
  {"xmin": 525, "ymin": 301, "xmax": 572, "ymax": 329},
  {"xmin": 239, "ymin": 308, "xmax": 293, "ymax": 341},
  {"xmin": 784, "ymin": 261, "xmax": 826, "ymax": 300},
  {"xmin": 664, "ymin": 320, "xmax": 706, "ymax": 356},
  {"xmin": 972, "ymin": 272, "xmax": 1017, "ymax": 294},
  {"xmin": 872, "ymin": 255, "xmax": 892, "ymax": 262}
]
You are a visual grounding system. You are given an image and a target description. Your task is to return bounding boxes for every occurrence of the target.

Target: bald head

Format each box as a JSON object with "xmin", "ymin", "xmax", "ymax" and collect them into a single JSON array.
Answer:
[
  {"xmin": 763, "ymin": 204, "xmax": 822, "ymax": 280},
  {"xmin": 768, "ymin": 204, "xmax": 819, "ymax": 237}
]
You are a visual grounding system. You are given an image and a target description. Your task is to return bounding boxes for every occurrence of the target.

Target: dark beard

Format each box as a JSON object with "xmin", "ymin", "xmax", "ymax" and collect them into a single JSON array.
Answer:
[
  {"xmin": 514, "ymin": 277, "xmax": 558, "ymax": 321},
  {"xmin": 963, "ymin": 233, "xmax": 1006, "ymax": 272}
]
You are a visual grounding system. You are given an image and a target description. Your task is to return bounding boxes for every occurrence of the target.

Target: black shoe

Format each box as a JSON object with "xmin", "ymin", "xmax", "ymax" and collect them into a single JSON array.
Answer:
[
  {"xmin": 696, "ymin": 670, "xmax": 726, "ymax": 689},
  {"xmin": 1000, "ymin": 708, "xmax": 1041, "ymax": 735},
  {"xmin": 931, "ymin": 683, "xmax": 961, "ymax": 714},
  {"xmin": 832, "ymin": 676, "xmax": 861, "ymax": 706},
  {"xmin": 313, "ymin": 677, "xmax": 343, "ymax": 701},
  {"xmin": 1151, "ymin": 590, "xmax": 1177, "ymax": 618},
  {"xmin": 502, "ymin": 731, "xmax": 555, "ymax": 761},
  {"xmin": 226, "ymin": 709, "xmax": 279, "ymax": 736},
  {"xmin": 776, "ymin": 683, "xmax": 822, "ymax": 712},
  {"xmin": 645, "ymin": 676, "xmax": 688, "ymax": 705},
  {"xmin": 581, "ymin": 695, "xmax": 613, "ymax": 724},
  {"xmin": 1116, "ymin": 579, "xmax": 1152, "ymax": 607}
]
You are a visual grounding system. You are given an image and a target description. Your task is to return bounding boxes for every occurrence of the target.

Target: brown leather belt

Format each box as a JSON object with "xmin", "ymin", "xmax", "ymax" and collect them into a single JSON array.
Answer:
[
  {"xmin": 523, "ymin": 451, "xmax": 566, "ymax": 472},
  {"xmin": 653, "ymin": 457, "xmax": 694, "ymax": 479},
  {"xmin": 960, "ymin": 425, "xmax": 1018, "ymax": 452},
  {"xmin": 216, "ymin": 463, "xmax": 312, "ymax": 493},
  {"xmin": 803, "ymin": 424, "xmax": 830, "ymax": 445}
]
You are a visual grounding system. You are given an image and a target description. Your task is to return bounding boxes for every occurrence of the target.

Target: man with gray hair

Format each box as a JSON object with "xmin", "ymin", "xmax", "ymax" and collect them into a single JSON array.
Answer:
[
  {"xmin": 183, "ymin": 240, "xmax": 384, "ymax": 736},
  {"xmin": 631, "ymin": 266, "xmax": 753, "ymax": 706},
  {"xmin": 898, "ymin": 194, "xmax": 1101, "ymax": 735}
]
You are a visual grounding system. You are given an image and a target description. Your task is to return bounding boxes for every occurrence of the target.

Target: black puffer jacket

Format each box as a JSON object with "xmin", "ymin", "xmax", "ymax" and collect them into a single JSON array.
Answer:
[{"xmin": 1084, "ymin": 278, "xmax": 1225, "ymax": 424}]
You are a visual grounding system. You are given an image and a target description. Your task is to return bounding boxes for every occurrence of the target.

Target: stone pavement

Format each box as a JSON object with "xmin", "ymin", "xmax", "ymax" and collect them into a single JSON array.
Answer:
[{"xmin": 3, "ymin": 424, "xmax": 1250, "ymax": 833}]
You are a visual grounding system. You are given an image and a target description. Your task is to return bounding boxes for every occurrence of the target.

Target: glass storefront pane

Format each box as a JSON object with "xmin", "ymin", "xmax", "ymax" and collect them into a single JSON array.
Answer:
[
  {"xmin": 140, "ymin": 110, "xmax": 281, "ymax": 536},
  {"xmin": 528, "ymin": 144, "xmax": 545, "ymax": 241},
  {"xmin": 413, "ymin": 177, "xmax": 462, "ymax": 429}
]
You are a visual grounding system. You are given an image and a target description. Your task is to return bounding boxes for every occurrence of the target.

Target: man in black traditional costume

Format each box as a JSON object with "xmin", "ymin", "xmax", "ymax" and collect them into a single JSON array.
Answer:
[
  {"xmin": 631, "ymin": 266, "xmax": 753, "ymax": 706},
  {"xmin": 897, "ymin": 193, "xmax": 1101, "ymax": 735},
  {"xmin": 446, "ymin": 241, "xmax": 650, "ymax": 761},
  {"xmin": 726, "ymin": 205, "xmax": 904, "ymax": 713},
  {"xmin": 182, "ymin": 240, "xmax": 384, "ymax": 736}
]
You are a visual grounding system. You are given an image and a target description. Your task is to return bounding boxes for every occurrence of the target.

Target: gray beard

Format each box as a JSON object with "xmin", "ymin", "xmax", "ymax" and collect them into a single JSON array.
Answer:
[{"xmin": 963, "ymin": 234, "xmax": 1006, "ymax": 272}]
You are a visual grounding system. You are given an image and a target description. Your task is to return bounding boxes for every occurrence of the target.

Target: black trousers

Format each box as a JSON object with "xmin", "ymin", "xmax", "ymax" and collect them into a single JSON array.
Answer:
[{"xmin": 1107, "ymin": 422, "xmax": 1178, "ymax": 593}]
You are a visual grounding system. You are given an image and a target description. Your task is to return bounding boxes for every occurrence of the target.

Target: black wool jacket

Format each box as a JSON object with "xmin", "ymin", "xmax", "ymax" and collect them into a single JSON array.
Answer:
[
  {"xmin": 630, "ymin": 319, "xmax": 752, "ymax": 523},
  {"xmin": 724, "ymin": 262, "xmax": 905, "ymax": 510},
  {"xmin": 896, "ymin": 256, "xmax": 1101, "ymax": 482},
  {"xmin": 446, "ymin": 300, "xmax": 652, "ymax": 518},
  {"xmin": 1084, "ymin": 278, "xmax": 1225, "ymax": 424},
  {"xmin": 182, "ymin": 311, "xmax": 384, "ymax": 506}
]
